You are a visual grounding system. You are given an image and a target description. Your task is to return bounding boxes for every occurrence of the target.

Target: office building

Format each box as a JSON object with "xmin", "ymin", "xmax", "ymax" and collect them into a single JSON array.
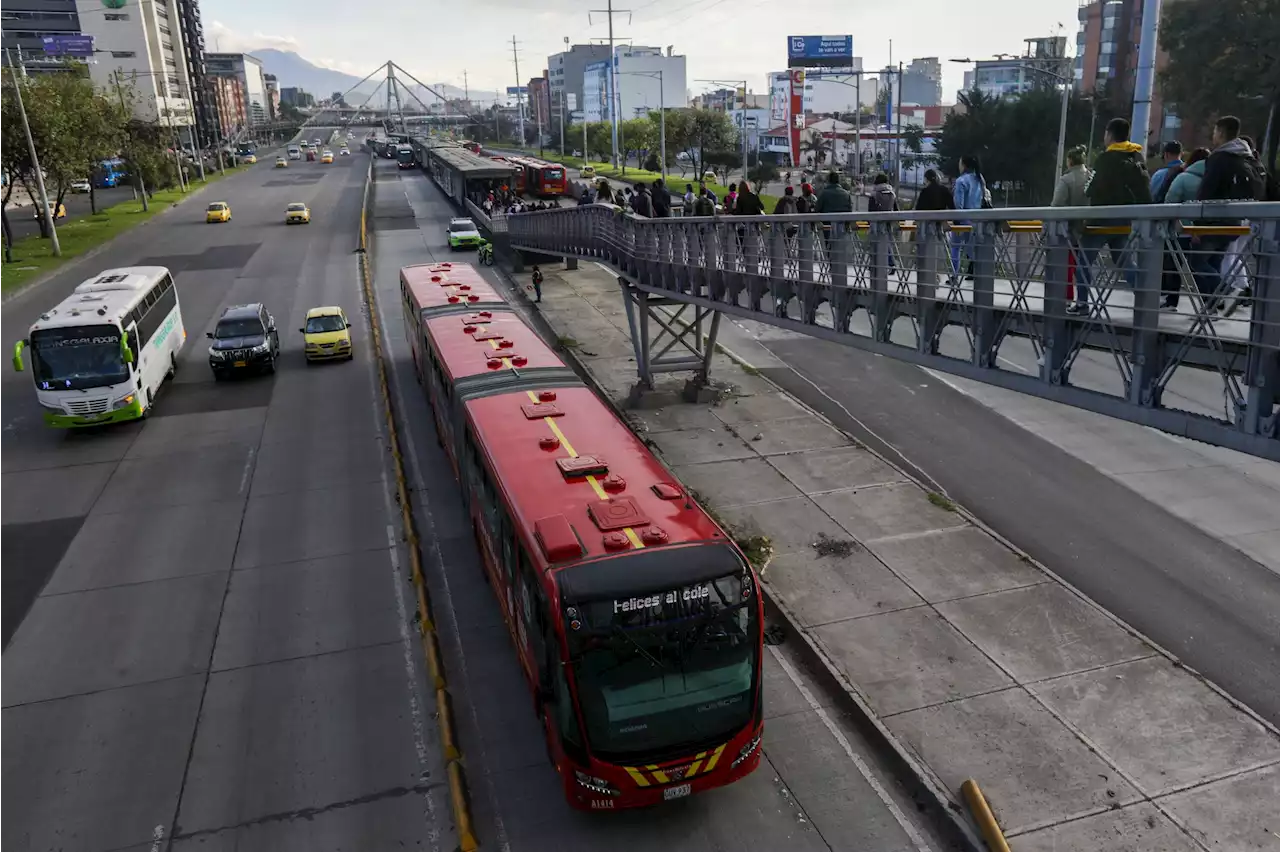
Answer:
[
  {"xmin": 263, "ymin": 73, "xmax": 279, "ymax": 120},
  {"xmin": 206, "ymin": 52, "xmax": 269, "ymax": 126},
  {"xmin": 901, "ymin": 57, "xmax": 942, "ymax": 106},
  {"xmin": 174, "ymin": 0, "xmax": 220, "ymax": 145},
  {"xmin": 963, "ymin": 36, "xmax": 1071, "ymax": 100},
  {"xmin": 528, "ymin": 75, "xmax": 550, "ymax": 129},
  {"xmin": 1, "ymin": 0, "xmax": 83, "ymax": 74},
  {"xmin": 583, "ymin": 46, "xmax": 687, "ymax": 123},
  {"xmin": 280, "ymin": 87, "xmax": 315, "ymax": 108},
  {"xmin": 547, "ymin": 43, "xmax": 611, "ymax": 123},
  {"xmin": 1077, "ymin": 0, "xmax": 1175, "ymax": 141},
  {"xmin": 211, "ymin": 74, "xmax": 245, "ymax": 140},
  {"xmin": 73, "ymin": 0, "xmax": 194, "ymax": 128}
]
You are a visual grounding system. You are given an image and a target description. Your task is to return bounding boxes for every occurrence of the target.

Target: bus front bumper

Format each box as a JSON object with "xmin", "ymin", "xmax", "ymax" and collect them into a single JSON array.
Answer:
[{"xmin": 44, "ymin": 396, "xmax": 144, "ymax": 428}]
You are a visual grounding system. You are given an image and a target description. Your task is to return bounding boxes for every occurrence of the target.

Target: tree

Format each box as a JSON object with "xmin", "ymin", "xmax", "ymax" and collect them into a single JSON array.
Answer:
[
  {"xmin": 801, "ymin": 132, "xmax": 830, "ymax": 169},
  {"xmin": 1160, "ymin": 0, "xmax": 1280, "ymax": 168},
  {"xmin": 660, "ymin": 109, "xmax": 736, "ymax": 179}
]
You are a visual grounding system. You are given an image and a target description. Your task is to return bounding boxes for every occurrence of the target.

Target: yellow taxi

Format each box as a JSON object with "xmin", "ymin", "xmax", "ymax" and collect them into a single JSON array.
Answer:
[
  {"xmin": 300, "ymin": 306, "xmax": 353, "ymax": 361},
  {"xmin": 580, "ymin": 165, "xmax": 597, "ymax": 179},
  {"xmin": 285, "ymin": 202, "xmax": 311, "ymax": 224},
  {"xmin": 275, "ymin": 156, "xmax": 288, "ymax": 168},
  {"xmin": 241, "ymin": 153, "xmax": 257, "ymax": 165},
  {"xmin": 320, "ymin": 150, "xmax": 334, "ymax": 164},
  {"xmin": 206, "ymin": 201, "xmax": 231, "ymax": 223}
]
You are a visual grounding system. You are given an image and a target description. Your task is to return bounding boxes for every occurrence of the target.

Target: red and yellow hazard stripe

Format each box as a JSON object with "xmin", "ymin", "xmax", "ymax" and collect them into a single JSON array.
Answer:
[{"xmin": 621, "ymin": 744, "xmax": 727, "ymax": 788}]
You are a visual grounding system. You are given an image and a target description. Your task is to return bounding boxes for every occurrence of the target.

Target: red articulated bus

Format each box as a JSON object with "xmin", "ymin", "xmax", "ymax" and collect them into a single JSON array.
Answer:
[
  {"xmin": 400, "ymin": 262, "xmax": 765, "ymax": 811},
  {"xmin": 510, "ymin": 155, "xmax": 569, "ymax": 198}
]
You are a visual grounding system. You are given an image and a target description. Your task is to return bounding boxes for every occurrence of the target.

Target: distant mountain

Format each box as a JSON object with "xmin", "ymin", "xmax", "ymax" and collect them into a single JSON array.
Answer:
[{"xmin": 252, "ymin": 49, "xmax": 500, "ymax": 107}]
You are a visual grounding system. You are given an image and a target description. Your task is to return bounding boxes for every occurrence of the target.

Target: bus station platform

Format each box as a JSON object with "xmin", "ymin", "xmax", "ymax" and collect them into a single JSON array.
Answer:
[{"xmin": 523, "ymin": 258, "xmax": 1280, "ymax": 851}]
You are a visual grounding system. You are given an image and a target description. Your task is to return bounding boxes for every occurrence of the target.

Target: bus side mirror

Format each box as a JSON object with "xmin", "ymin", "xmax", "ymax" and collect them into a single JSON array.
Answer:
[
  {"xmin": 121, "ymin": 339, "xmax": 134, "ymax": 364},
  {"xmin": 12, "ymin": 340, "xmax": 26, "ymax": 372}
]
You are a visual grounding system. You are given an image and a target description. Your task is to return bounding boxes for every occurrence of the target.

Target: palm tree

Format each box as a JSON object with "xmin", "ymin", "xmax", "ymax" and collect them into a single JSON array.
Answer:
[{"xmin": 801, "ymin": 133, "xmax": 830, "ymax": 168}]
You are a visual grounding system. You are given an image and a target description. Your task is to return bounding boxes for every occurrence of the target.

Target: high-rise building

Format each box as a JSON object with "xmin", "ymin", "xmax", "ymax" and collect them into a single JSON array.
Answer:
[
  {"xmin": 281, "ymin": 87, "xmax": 315, "ymax": 108},
  {"xmin": 962, "ymin": 36, "xmax": 1071, "ymax": 101},
  {"xmin": 528, "ymin": 75, "xmax": 550, "ymax": 129},
  {"xmin": 1076, "ymin": 0, "xmax": 1176, "ymax": 142},
  {"xmin": 1, "ymin": 0, "xmax": 83, "ymax": 74},
  {"xmin": 211, "ymin": 74, "xmax": 246, "ymax": 140},
  {"xmin": 174, "ymin": 0, "xmax": 220, "ymax": 146},
  {"xmin": 581, "ymin": 46, "xmax": 686, "ymax": 123},
  {"xmin": 205, "ymin": 52, "xmax": 269, "ymax": 127},
  {"xmin": 547, "ymin": 43, "xmax": 611, "ymax": 122},
  {"xmin": 901, "ymin": 57, "xmax": 942, "ymax": 106},
  {"xmin": 74, "ymin": 0, "xmax": 194, "ymax": 128},
  {"xmin": 263, "ymin": 73, "xmax": 279, "ymax": 120}
]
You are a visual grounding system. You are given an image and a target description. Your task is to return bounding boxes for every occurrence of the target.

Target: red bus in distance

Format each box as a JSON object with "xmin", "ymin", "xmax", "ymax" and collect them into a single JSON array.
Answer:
[
  {"xmin": 399, "ymin": 262, "xmax": 765, "ymax": 810},
  {"xmin": 510, "ymin": 155, "xmax": 569, "ymax": 197}
]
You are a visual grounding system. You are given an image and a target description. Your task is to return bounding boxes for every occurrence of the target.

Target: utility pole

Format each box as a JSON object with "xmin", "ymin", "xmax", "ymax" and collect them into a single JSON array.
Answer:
[
  {"xmin": 510, "ymin": 36, "xmax": 526, "ymax": 146},
  {"xmin": 589, "ymin": 2, "xmax": 631, "ymax": 169},
  {"xmin": 463, "ymin": 69, "xmax": 469, "ymax": 103},
  {"xmin": 7, "ymin": 47, "xmax": 59, "ymax": 255},
  {"xmin": 1130, "ymin": 0, "xmax": 1162, "ymax": 153},
  {"xmin": 560, "ymin": 36, "xmax": 569, "ymax": 159},
  {"xmin": 112, "ymin": 70, "xmax": 149, "ymax": 211}
]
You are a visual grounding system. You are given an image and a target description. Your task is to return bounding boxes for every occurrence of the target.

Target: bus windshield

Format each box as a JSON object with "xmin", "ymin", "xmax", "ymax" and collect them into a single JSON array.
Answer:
[
  {"xmin": 29, "ymin": 325, "xmax": 129, "ymax": 391},
  {"xmin": 568, "ymin": 571, "xmax": 758, "ymax": 760}
]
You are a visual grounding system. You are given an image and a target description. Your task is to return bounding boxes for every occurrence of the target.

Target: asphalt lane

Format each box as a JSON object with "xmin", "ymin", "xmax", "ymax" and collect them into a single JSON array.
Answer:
[
  {"xmin": 2, "ymin": 135, "xmax": 453, "ymax": 852},
  {"xmin": 374, "ymin": 160, "xmax": 962, "ymax": 851}
]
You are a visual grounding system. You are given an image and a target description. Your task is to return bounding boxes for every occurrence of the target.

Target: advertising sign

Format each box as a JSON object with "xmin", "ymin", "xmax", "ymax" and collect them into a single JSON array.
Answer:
[
  {"xmin": 506, "ymin": 86, "xmax": 528, "ymax": 95},
  {"xmin": 787, "ymin": 34, "xmax": 854, "ymax": 69},
  {"xmin": 583, "ymin": 60, "xmax": 611, "ymax": 123},
  {"xmin": 41, "ymin": 34, "xmax": 94, "ymax": 57},
  {"xmin": 769, "ymin": 73, "xmax": 789, "ymax": 125}
]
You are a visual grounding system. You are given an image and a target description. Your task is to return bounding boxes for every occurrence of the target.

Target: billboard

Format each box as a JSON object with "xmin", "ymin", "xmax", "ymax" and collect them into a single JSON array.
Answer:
[
  {"xmin": 506, "ymin": 86, "xmax": 528, "ymax": 95},
  {"xmin": 769, "ymin": 73, "xmax": 789, "ymax": 126},
  {"xmin": 583, "ymin": 60, "xmax": 611, "ymax": 123},
  {"xmin": 787, "ymin": 35, "xmax": 854, "ymax": 69},
  {"xmin": 41, "ymin": 34, "xmax": 94, "ymax": 57}
]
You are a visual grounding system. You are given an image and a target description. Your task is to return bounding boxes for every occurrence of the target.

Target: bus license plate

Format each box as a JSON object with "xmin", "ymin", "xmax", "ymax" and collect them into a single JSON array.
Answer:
[
  {"xmin": 663, "ymin": 783, "xmax": 691, "ymax": 801},
  {"xmin": 233, "ymin": 360, "xmax": 247, "ymax": 368}
]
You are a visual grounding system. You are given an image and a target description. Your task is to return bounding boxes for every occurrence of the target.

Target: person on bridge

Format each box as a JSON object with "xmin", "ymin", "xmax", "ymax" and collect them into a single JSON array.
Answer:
[
  {"xmin": 815, "ymin": 171, "xmax": 853, "ymax": 214},
  {"xmin": 683, "ymin": 184, "xmax": 697, "ymax": 215},
  {"xmin": 797, "ymin": 182, "xmax": 817, "ymax": 214},
  {"xmin": 633, "ymin": 184, "xmax": 654, "ymax": 217},
  {"xmin": 1160, "ymin": 146, "xmax": 1211, "ymax": 311},
  {"xmin": 1075, "ymin": 117, "xmax": 1150, "ymax": 315},
  {"xmin": 914, "ymin": 169, "xmax": 953, "ymax": 212},
  {"xmin": 1149, "ymin": 141, "xmax": 1186, "ymax": 202},
  {"xmin": 950, "ymin": 154, "xmax": 989, "ymax": 285},
  {"xmin": 652, "ymin": 179, "xmax": 671, "ymax": 218}
]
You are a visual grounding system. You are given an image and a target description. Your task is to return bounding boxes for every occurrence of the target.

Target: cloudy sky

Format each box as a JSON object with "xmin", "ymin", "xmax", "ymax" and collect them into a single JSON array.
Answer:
[{"xmin": 203, "ymin": 0, "xmax": 1080, "ymax": 100}]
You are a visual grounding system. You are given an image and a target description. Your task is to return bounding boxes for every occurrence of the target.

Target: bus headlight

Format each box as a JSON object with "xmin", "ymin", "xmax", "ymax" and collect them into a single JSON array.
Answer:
[
  {"xmin": 38, "ymin": 400, "xmax": 64, "ymax": 413},
  {"xmin": 730, "ymin": 731, "xmax": 763, "ymax": 770},
  {"xmin": 112, "ymin": 393, "xmax": 136, "ymax": 410},
  {"xmin": 574, "ymin": 770, "xmax": 620, "ymax": 796}
]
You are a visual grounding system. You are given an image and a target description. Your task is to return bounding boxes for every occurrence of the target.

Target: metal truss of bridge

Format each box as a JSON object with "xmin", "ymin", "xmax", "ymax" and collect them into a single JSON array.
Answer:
[
  {"xmin": 507, "ymin": 203, "xmax": 1280, "ymax": 461},
  {"xmin": 301, "ymin": 61, "xmax": 468, "ymax": 135}
]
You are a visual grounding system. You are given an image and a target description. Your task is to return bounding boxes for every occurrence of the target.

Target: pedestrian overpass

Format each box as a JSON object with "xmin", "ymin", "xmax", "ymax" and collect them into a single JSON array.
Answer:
[{"xmin": 505, "ymin": 202, "xmax": 1280, "ymax": 461}]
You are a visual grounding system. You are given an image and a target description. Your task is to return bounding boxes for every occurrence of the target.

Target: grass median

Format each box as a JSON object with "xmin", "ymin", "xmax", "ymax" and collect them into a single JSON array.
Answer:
[{"xmin": 2, "ymin": 169, "xmax": 231, "ymax": 297}]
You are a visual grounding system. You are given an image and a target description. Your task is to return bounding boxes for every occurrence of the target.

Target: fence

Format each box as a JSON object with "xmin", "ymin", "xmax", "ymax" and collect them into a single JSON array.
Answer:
[{"xmin": 507, "ymin": 201, "xmax": 1280, "ymax": 460}]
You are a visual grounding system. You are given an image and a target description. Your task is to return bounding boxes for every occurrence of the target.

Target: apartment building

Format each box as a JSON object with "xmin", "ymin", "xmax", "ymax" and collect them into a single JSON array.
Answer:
[
  {"xmin": 74, "ymin": 0, "xmax": 194, "ymax": 127},
  {"xmin": 1, "ymin": 0, "xmax": 83, "ymax": 74},
  {"xmin": 1076, "ymin": 0, "xmax": 1176, "ymax": 142},
  {"xmin": 205, "ymin": 52, "xmax": 269, "ymax": 126}
]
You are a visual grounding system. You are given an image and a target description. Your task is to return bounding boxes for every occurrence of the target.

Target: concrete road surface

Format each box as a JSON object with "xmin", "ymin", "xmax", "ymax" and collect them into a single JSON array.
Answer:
[
  {"xmin": 1, "ymin": 149, "xmax": 454, "ymax": 851},
  {"xmin": 369, "ymin": 158, "xmax": 965, "ymax": 851}
]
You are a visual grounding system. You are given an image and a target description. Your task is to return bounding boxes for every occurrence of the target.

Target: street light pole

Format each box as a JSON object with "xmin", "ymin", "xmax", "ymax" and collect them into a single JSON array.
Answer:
[
  {"xmin": 112, "ymin": 70, "xmax": 149, "ymax": 211},
  {"xmin": 6, "ymin": 47, "xmax": 60, "ymax": 256}
]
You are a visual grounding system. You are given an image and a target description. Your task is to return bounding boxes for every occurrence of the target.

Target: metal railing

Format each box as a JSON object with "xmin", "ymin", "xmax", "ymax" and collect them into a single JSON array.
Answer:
[{"xmin": 507, "ymin": 202, "xmax": 1280, "ymax": 460}]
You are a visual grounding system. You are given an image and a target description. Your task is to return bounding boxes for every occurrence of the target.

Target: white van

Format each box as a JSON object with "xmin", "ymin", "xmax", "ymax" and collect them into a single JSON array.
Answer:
[{"xmin": 287, "ymin": 145, "xmax": 302, "ymax": 160}]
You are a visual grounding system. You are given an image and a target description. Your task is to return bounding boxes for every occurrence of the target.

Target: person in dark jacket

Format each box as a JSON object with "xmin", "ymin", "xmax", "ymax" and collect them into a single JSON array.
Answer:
[
  {"xmin": 814, "ymin": 171, "xmax": 853, "ymax": 213},
  {"xmin": 633, "ymin": 184, "xmax": 654, "ymax": 217},
  {"xmin": 734, "ymin": 180, "xmax": 765, "ymax": 216},
  {"xmin": 868, "ymin": 173, "xmax": 898, "ymax": 212},
  {"xmin": 797, "ymin": 182, "xmax": 817, "ymax": 214},
  {"xmin": 915, "ymin": 169, "xmax": 953, "ymax": 211},
  {"xmin": 651, "ymin": 179, "xmax": 671, "ymax": 217},
  {"xmin": 693, "ymin": 189, "xmax": 716, "ymax": 217},
  {"xmin": 1195, "ymin": 116, "xmax": 1268, "ymax": 314},
  {"xmin": 1073, "ymin": 117, "xmax": 1150, "ymax": 314},
  {"xmin": 774, "ymin": 185, "xmax": 800, "ymax": 254}
]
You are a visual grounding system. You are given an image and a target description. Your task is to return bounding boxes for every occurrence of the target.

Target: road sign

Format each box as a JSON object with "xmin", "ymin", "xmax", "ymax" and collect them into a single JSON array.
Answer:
[
  {"xmin": 41, "ymin": 34, "xmax": 94, "ymax": 57},
  {"xmin": 506, "ymin": 86, "xmax": 528, "ymax": 95},
  {"xmin": 787, "ymin": 35, "xmax": 854, "ymax": 69}
]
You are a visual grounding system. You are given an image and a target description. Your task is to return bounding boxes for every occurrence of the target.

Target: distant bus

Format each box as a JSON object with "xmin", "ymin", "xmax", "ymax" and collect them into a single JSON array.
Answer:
[
  {"xmin": 94, "ymin": 158, "xmax": 127, "ymax": 188},
  {"xmin": 511, "ymin": 156, "xmax": 569, "ymax": 197},
  {"xmin": 396, "ymin": 145, "xmax": 416, "ymax": 169},
  {"xmin": 236, "ymin": 142, "xmax": 256, "ymax": 157},
  {"xmin": 12, "ymin": 267, "xmax": 186, "ymax": 426}
]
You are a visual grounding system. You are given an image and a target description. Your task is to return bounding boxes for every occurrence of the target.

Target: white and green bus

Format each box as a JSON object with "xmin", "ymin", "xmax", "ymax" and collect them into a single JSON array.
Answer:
[{"xmin": 12, "ymin": 266, "xmax": 186, "ymax": 427}]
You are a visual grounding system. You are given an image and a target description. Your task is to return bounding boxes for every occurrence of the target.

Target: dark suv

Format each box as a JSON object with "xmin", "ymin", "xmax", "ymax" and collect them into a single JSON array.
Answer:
[{"xmin": 207, "ymin": 303, "xmax": 280, "ymax": 379}]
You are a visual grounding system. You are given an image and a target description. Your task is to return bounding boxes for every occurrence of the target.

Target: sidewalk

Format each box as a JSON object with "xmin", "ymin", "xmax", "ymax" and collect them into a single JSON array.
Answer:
[{"xmin": 527, "ymin": 259, "xmax": 1280, "ymax": 850}]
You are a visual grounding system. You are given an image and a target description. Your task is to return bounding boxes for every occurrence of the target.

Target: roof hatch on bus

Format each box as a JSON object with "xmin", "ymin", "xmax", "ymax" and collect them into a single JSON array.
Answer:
[
  {"xmin": 588, "ymin": 496, "xmax": 649, "ymax": 531},
  {"xmin": 534, "ymin": 514, "xmax": 585, "ymax": 562},
  {"xmin": 556, "ymin": 455, "xmax": 607, "ymax": 477}
]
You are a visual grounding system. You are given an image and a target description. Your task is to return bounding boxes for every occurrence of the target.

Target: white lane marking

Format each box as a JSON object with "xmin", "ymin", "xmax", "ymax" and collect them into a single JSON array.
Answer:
[
  {"xmin": 238, "ymin": 447, "xmax": 255, "ymax": 495},
  {"xmin": 365, "ymin": 302, "xmax": 441, "ymax": 851},
  {"xmin": 371, "ymin": 199, "xmax": 512, "ymax": 851},
  {"xmin": 768, "ymin": 645, "xmax": 935, "ymax": 852}
]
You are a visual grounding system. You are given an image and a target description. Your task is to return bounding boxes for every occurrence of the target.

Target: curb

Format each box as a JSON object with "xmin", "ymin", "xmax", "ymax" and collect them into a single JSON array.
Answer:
[
  {"xmin": 359, "ymin": 157, "xmax": 480, "ymax": 852},
  {"xmin": 2, "ymin": 171, "xmax": 231, "ymax": 305}
]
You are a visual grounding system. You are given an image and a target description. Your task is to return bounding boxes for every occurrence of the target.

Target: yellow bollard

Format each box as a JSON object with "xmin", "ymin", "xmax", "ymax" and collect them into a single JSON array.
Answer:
[{"xmin": 961, "ymin": 779, "xmax": 1011, "ymax": 852}]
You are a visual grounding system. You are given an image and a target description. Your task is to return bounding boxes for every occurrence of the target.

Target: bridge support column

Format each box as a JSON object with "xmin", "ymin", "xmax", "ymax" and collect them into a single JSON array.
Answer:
[
  {"xmin": 1244, "ymin": 218, "xmax": 1280, "ymax": 439},
  {"xmin": 565, "ymin": 257, "xmax": 579, "ymax": 270},
  {"xmin": 619, "ymin": 278, "xmax": 723, "ymax": 406}
]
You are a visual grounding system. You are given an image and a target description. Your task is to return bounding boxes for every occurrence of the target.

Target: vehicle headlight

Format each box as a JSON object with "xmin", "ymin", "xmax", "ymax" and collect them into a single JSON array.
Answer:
[
  {"xmin": 112, "ymin": 393, "xmax": 136, "ymax": 410},
  {"xmin": 38, "ymin": 400, "xmax": 65, "ymax": 413},
  {"xmin": 209, "ymin": 347, "xmax": 226, "ymax": 359},
  {"xmin": 574, "ymin": 770, "xmax": 620, "ymax": 796},
  {"xmin": 251, "ymin": 342, "xmax": 270, "ymax": 353},
  {"xmin": 338, "ymin": 338, "xmax": 351, "ymax": 347},
  {"xmin": 730, "ymin": 730, "xmax": 763, "ymax": 770}
]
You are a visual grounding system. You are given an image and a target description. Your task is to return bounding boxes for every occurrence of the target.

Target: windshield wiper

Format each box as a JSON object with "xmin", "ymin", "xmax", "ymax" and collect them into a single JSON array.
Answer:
[{"xmin": 611, "ymin": 624, "xmax": 667, "ymax": 671}]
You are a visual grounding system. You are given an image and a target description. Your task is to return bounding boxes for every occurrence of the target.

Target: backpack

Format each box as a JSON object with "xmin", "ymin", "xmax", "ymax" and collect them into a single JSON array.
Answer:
[
  {"xmin": 1153, "ymin": 163, "xmax": 1184, "ymax": 203},
  {"xmin": 1231, "ymin": 157, "xmax": 1270, "ymax": 201}
]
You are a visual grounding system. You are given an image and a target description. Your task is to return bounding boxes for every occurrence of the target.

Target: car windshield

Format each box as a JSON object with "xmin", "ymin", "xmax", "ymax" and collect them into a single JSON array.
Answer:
[
  {"xmin": 288, "ymin": 204, "xmax": 306, "ymax": 211},
  {"xmin": 207, "ymin": 203, "xmax": 225, "ymax": 211},
  {"xmin": 568, "ymin": 571, "xmax": 758, "ymax": 760},
  {"xmin": 214, "ymin": 318, "xmax": 264, "ymax": 339},
  {"xmin": 29, "ymin": 324, "xmax": 129, "ymax": 391},
  {"xmin": 450, "ymin": 221, "xmax": 476, "ymax": 232},
  {"xmin": 305, "ymin": 314, "xmax": 345, "ymax": 333}
]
